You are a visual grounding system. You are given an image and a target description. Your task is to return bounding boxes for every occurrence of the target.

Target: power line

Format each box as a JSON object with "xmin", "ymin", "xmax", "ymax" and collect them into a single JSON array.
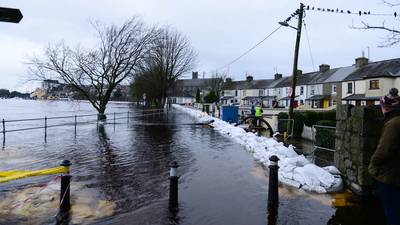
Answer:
[
  {"xmin": 303, "ymin": 19, "xmax": 316, "ymax": 72},
  {"xmin": 305, "ymin": 5, "xmax": 398, "ymax": 17},
  {"xmin": 216, "ymin": 25, "xmax": 283, "ymax": 72}
]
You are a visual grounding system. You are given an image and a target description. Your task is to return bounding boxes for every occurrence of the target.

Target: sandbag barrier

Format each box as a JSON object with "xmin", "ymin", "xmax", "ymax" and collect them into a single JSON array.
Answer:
[{"xmin": 0, "ymin": 160, "xmax": 72, "ymax": 222}]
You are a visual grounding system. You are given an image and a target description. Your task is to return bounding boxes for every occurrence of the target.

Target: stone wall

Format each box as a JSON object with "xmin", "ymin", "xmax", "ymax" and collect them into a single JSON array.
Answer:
[{"xmin": 334, "ymin": 104, "xmax": 384, "ymax": 196}]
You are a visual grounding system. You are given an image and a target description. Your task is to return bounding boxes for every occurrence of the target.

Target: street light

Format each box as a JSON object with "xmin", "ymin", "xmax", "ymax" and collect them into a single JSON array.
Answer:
[
  {"xmin": 279, "ymin": 3, "xmax": 304, "ymax": 139},
  {"xmin": 0, "ymin": 7, "xmax": 23, "ymax": 23},
  {"xmin": 278, "ymin": 21, "xmax": 297, "ymax": 30}
]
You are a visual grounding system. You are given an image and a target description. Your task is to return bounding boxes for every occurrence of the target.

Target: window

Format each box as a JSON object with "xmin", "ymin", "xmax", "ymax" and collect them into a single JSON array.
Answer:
[
  {"xmin": 332, "ymin": 84, "xmax": 337, "ymax": 94},
  {"xmin": 369, "ymin": 80, "xmax": 380, "ymax": 90},
  {"xmin": 300, "ymin": 86, "xmax": 304, "ymax": 95},
  {"xmin": 235, "ymin": 90, "xmax": 238, "ymax": 96},
  {"xmin": 332, "ymin": 100, "xmax": 337, "ymax": 106},
  {"xmin": 267, "ymin": 89, "xmax": 270, "ymax": 96},
  {"xmin": 243, "ymin": 90, "xmax": 246, "ymax": 96},
  {"xmin": 286, "ymin": 87, "xmax": 290, "ymax": 95},
  {"xmin": 278, "ymin": 89, "xmax": 281, "ymax": 95},
  {"xmin": 300, "ymin": 100, "xmax": 304, "ymax": 105},
  {"xmin": 259, "ymin": 89, "xmax": 264, "ymax": 96},
  {"xmin": 347, "ymin": 83, "xmax": 353, "ymax": 94}
]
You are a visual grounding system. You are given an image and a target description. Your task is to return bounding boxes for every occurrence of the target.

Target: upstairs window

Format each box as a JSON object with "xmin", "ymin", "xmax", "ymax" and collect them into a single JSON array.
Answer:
[
  {"xmin": 369, "ymin": 80, "xmax": 380, "ymax": 90},
  {"xmin": 332, "ymin": 84, "xmax": 337, "ymax": 94},
  {"xmin": 347, "ymin": 83, "xmax": 353, "ymax": 94},
  {"xmin": 300, "ymin": 86, "xmax": 304, "ymax": 95},
  {"xmin": 235, "ymin": 90, "xmax": 238, "ymax": 96},
  {"xmin": 259, "ymin": 89, "xmax": 264, "ymax": 96}
]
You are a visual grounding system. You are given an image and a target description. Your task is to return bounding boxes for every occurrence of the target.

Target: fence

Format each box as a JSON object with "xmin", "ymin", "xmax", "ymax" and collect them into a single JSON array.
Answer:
[
  {"xmin": 309, "ymin": 124, "xmax": 336, "ymax": 166},
  {"xmin": 1, "ymin": 108, "xmax": 165, "ymax": 146}
]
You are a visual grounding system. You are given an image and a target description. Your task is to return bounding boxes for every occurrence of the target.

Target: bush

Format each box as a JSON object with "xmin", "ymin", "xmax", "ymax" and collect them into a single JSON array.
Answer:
[
  {"xmin": 315, "ymin": 120, "xmax": 336, "ymax": 150},
  {"xmin": 303, "ymin": 110, "xmax": 336, "ymax": 127},
  {"xmin": 277, "ymin": 110, "xmax": 336, "ymax": 138},
  {"xmin": 277, "ymin": 112, "xmax": 304, "ymax": 138}
]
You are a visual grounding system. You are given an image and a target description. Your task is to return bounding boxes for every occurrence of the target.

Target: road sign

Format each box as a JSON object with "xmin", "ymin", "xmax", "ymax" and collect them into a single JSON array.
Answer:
[{"xmin": 0, "ymin": 7, "xmax": 23, "ymax": 23}]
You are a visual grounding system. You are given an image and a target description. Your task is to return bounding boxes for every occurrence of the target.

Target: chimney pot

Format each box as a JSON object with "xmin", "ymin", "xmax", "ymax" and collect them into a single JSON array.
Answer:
[
  {"xmin": 192, "ymin": 71, "xmax": 198, "ymax": 79},
  {"xmin": 246, "ymin": 75, "xmax": 253, "ymax": 82},
  {"xmin": 319, "ymin": 64, "xmax": 330, "ymax": 72},
  {"xmin": 274, "ymin": 73, "xmax": 282, "ymax": 80},
  {"xmin": 355, "ymin": 57, "xmax": 369, "ymax": 68}
]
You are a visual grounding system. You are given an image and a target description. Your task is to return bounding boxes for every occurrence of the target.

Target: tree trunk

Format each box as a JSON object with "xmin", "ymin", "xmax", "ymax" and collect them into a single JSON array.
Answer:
[{"xmin": 97, "ymin": 105, "xmax": 107, "ymax": 121}]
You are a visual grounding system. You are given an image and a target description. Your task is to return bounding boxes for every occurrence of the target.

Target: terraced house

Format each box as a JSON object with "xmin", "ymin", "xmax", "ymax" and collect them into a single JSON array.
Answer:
[{"xmin": 221, "ymin": 56, "xmax": 400, "ymax": 109}]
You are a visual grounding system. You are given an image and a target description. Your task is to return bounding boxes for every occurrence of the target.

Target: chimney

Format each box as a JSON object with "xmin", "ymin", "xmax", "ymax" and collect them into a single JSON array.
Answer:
[
  {"xmin": 246, "ymin": 75, "xmax": 253, "ymax": 82},
  {"xmin": 225, "ymin": 77, "xmax": 232, "ymax": 83},
  {"xmin": 319, "ymin": 64, "xmax": 330, "ymax": 72},
  {"xmin": 355, "ymin": 57, "xmax": 369, "ymax": 68},
  {"xmin": 274, "ymin": 73, "xmax": 282, "ymax": 80},
  {"xmin": 296, "ymin": 70, "xmax": 302, "ymax": 76},
  {"xmin": 192, "ymin": 71, "xmax": 198, "ymax": 79}
]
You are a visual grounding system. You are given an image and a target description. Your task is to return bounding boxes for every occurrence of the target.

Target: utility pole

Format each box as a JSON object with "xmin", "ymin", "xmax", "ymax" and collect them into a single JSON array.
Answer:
[{"xmin": 287, "ymin": 3, "xmax": 304, "ymax": 138}]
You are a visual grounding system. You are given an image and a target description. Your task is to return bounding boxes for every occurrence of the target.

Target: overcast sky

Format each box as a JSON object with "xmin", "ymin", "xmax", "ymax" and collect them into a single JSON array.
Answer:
[{"xmin": 0, "ymin": 0, "xmax": 399, "ymax": 92}]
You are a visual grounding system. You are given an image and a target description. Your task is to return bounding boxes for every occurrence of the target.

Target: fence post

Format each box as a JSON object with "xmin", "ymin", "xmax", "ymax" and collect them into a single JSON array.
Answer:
[
  {"xmin": 74, "ymin": 115, "xmax": 77, "ymax": 135},
  {"xmin": 2, "ymin": 119, "xmax": 5, "ymax": 146},
  {"xmin": 268, "ymin": 155, "xmax": 280, "ymax": 211},
  {"xmin": 169, "ymin": 161, "xmax": 179, "ymax": 209},
  {"xmin": 44, "ymin": 116, "xmax": 47, "ymax": 142},
  {"xmin": 127, "ymin": 111, "xmax": 130, "ymax": 123},
  {"xmin": 60, "ymin": 160, "xmax": 71, "ymax": 211}
]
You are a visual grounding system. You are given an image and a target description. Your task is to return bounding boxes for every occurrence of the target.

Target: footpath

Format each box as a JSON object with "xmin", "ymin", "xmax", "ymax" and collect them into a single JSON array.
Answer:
[{"xmin": 173, "ymin": 104, "xmax": 343, "ymax": 193}]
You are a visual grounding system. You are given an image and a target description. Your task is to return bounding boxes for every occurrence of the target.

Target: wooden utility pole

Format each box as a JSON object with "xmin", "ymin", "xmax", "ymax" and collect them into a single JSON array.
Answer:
[{"xmin": 287, "ymin": 3, "xmax": 304, "ymax": 137}]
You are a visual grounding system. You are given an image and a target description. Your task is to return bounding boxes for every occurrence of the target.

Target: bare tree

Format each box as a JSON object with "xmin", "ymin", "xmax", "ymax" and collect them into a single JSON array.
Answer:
[
  {"xmin": 28, "ymin": 18, "xmax": 155, "ymax": 119},
  {"xmin": 133, "ymin": 27, "xmax": 197, "ymax": 106},
  {"xmin": 206, "ymin": 72, "xmax": 228, "ymax": 101},
  {"xmin": 352, "ymin": 1, "xmax": 400, "ymax": 47}
]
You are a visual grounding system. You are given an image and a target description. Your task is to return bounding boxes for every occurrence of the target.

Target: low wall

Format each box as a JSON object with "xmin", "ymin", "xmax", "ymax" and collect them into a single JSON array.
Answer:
[{"xmin": 334, "ymin": 104, "xmax": 384, "ymax": 196}]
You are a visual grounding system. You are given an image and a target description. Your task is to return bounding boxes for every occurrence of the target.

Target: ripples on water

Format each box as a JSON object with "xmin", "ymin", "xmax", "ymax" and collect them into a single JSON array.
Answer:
[{"xmin": 0, "ymin": 100, "xmax": 386, "ymax": 225}]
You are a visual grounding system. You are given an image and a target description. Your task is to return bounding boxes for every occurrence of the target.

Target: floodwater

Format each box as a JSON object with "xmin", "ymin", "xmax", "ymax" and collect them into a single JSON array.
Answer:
[{"xmin": 0, "ymin": 99, "xmax": 387, "ymax": 225}]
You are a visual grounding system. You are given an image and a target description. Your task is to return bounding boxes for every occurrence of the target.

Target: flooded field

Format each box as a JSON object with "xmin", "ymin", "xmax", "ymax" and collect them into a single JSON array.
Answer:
[{"xmin": 0, "ymin": 100, "xmax": 386, "ymax": 224}]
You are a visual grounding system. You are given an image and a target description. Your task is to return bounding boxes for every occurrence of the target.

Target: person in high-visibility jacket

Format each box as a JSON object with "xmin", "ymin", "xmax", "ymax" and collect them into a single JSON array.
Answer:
[{"xmin": 255, "ymin": 103, "xmax": 263, "ymax": 126}]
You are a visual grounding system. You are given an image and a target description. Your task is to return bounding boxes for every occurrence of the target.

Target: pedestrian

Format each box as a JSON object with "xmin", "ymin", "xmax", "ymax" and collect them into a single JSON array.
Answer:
[
  {"xmin": 255, "ymin": 102, "xmax": 263, "ymax": 126},
  {"xmin": 369, "ymin": 88, "xmax": 400, "ymax": 225},
  {"xmin": 251, "ymin": 103, "xmax": 256, "ymax": 116}
]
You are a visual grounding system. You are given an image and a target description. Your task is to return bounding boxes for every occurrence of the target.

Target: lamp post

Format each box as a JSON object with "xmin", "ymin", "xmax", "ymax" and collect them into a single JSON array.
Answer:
[
  {"xmin": 279, "ymin": 3, "xmax": 304, "ymax": 138},
  {"xmin": 0, "ymin": 7, "xmax": 23, "ymax": 23}
]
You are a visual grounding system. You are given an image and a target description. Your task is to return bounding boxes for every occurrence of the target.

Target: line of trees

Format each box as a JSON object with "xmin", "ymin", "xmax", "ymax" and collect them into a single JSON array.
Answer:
[
  {"xmin": 0, "ymin": 89, "xmax": 30, "ymax": 99},
  {"xmin": 130, "ymin": 27, "xmax": 197, "ymax": 107},
  {"xmin": 28, "ymin": 17, "xmax": 196, "ymax": 119}
]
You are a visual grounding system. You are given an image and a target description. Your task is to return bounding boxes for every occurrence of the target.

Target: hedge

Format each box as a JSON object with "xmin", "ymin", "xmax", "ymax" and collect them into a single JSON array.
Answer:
[{"xmin": 277, "ymin": 110, "xmax": 336, "ymax": 138}]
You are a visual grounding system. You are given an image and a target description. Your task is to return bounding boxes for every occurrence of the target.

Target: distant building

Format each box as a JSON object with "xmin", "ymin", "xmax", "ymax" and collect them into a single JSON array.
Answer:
[
  {"xmin": 170, "ymin": 72, "xmax": 212, "ymax": 104},
  {"xmin": 42, "ymin": 79, "xmax": 60, "ymax": 91},
  {"xmin": 220, "ymin": 56, "xmax": 400, "ymax": 109}
]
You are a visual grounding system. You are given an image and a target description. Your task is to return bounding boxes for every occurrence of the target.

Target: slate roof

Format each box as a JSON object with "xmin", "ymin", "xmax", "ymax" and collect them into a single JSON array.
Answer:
[
  {"xmin": 306, "ymin": 95, "xmax": 331, "ymax": 101},
  {"xmin": 342, "ymin": 94, "xmax": 381, "ymax": 101},
  {"xmin": 324, "ymin": 66, "xmax": 357, "ymax": 83},
  {"xmin": 343, "ymin": 58, "xmax": 400, "ymax": 81},
  {"xmin": 225, "ymin": 79, "xmax": 274, "ymax": 90}
]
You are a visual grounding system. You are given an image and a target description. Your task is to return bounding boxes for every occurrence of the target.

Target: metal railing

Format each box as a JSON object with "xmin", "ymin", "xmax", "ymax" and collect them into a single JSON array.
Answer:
[
  {"xmin": 309, "ymin": 124, "xmax": 336, "ymax": 165},
  {"xmin": 1, "ymin": 108, "xmax": 165, "ymax": 145}
]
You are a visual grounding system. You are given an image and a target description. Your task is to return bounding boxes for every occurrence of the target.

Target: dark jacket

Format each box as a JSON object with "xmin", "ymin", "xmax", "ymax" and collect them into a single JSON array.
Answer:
[{"xmin": 368, "ymin": 110, "xmax": 400, "ymax": 185}]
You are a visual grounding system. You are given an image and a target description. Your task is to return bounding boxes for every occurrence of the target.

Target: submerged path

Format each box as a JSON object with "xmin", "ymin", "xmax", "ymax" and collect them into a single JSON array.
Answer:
[{"xmin": 0, "ymin": 100, "xmax": 383, "ymax": 224}]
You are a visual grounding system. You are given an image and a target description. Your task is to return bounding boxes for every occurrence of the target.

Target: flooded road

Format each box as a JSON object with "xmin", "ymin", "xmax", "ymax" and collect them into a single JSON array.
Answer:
[{"xmin": 0, "ymin": 100, "xmax": 386, "ymax": 224}]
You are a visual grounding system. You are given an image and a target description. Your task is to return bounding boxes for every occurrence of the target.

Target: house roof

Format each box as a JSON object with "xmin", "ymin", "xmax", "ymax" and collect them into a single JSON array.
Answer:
[
  {"xmin": 342, "ymin": 94, "xmax": 381, "ymax": 101},
  {"xmin": 225, "ymin": 79, "xmax": 274, "ymax": 90},
  {"xmin": 279, "ymin": 95, "xmax": 300, "ymax": 101},
  {"xmin": 343, "ymin": 58, "xmax": 400, "ymax": 81},
  {"xmin": 324, "ymin": 66, "xmax": 357, "ymax": 83},
  {"xmin": 306, "ymin": 95, "xmax": 331, "ymax": 101}
]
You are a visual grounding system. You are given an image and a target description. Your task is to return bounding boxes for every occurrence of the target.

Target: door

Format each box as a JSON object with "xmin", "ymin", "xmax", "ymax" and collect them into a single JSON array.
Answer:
[{"xmin": 323, "ymin": 99, "xmax": 329, "ymax": 108}]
